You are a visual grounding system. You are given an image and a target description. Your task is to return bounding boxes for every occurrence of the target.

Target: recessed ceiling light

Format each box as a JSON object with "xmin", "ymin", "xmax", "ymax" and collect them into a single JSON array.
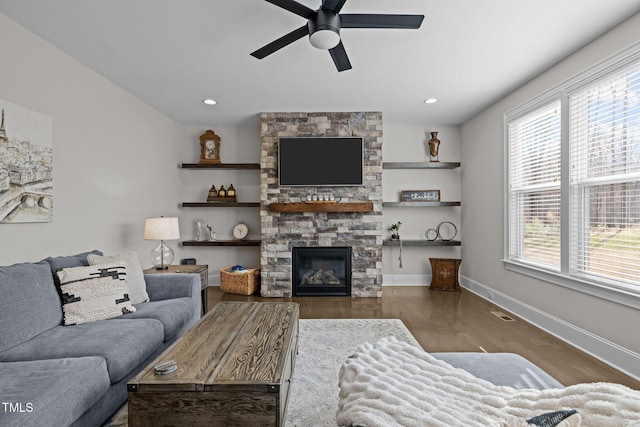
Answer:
[
  {"xmin": 424, "ymin": 98, "xmax": 438, "ymax": 104},
  {"xmin": 203, "ymin": 99, "xmax": 217, "ymax": 105}
]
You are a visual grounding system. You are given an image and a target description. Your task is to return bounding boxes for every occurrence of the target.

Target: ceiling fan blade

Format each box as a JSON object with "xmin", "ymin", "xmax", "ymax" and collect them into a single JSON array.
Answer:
[
  {"xmin": 329, "ymin": 41, "xmax": 352, "ymax": 72},
  {"xmin": 265, "ymin": 0, "xmax": 315, "ymax": 19},
  {"xmin": 340, "ymin": 14, "xmax": 424, "ymax": 29},
  {"xmin": 251, "ymin": 25, "xmax": 310, "ymax": 59},
  {"xmin": 321, "ymin": 0, "xmax": 348, "ymax": 13}
]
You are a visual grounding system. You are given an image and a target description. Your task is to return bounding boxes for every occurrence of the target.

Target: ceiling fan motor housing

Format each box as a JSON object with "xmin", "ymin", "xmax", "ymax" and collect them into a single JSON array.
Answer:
[{"xmin": 308, "ymin": 9, "xmax": 341, "ymax": 49}]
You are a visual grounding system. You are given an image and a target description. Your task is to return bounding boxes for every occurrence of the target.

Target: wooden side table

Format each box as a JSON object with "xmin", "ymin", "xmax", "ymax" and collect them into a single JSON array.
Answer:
[
  {"xmin": 429, "ymin": 258, "xmax": 461, "ymax": 292},
  {"xmin": 143, "ymin": 264, "xmax": 209, "ymax": 313}
]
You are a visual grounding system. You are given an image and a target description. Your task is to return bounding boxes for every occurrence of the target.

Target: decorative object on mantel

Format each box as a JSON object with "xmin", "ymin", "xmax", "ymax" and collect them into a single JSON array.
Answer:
[
  {"xmin": 199, "ymin": 129, "xmax": 221, "ymax": 164},
  {"xmin": 388, "ymin": 221, "xmax": 402, "ymax": 240},
  {"xmin": 301, "ymin": 194, "xmax": 341, "ymax": 204},
  {"xmin": 428, "ymin": 131, "xmax": 440, "ymax": 162},
  {"xmin": 400, "ymin": 190, "xmax": 440, "ymax": 202}
]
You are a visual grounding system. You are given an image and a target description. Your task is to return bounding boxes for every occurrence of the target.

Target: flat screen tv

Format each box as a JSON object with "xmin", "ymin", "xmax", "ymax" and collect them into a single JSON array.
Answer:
[{"xmin": 278, "ymin": 137, "xmax": 364, "ymax": 186}]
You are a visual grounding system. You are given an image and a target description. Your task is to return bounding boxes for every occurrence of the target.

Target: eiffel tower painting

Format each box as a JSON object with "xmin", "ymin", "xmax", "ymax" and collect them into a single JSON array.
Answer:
[
  {"xmin": 0, "ymin": 109, "xmax": 7, "ymax": 143},
  {"xmin": 0, "ymin": 99, "xmax": 53, "ymax": 223}
]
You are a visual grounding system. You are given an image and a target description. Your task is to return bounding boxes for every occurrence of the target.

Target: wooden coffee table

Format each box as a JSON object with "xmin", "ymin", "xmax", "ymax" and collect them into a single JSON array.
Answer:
[{"xmin": 128, "ymin": 301, "xmax": 299, "ymax": 426}]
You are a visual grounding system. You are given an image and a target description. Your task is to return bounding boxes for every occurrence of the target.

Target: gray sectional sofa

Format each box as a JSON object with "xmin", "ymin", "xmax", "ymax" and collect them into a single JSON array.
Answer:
[{"xmin": 0, "ymin": 250, "xmax": 201, "ymax": 427}]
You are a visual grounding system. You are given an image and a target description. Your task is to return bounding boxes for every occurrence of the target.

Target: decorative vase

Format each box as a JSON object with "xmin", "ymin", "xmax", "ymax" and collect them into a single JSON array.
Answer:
[
  {"xmin": 428, "ymin": 131, "xmax": 440, "ymax": 162},
  {"xmin": 194, "ymin": 218, "xmax": 206, "ymax": 241}
]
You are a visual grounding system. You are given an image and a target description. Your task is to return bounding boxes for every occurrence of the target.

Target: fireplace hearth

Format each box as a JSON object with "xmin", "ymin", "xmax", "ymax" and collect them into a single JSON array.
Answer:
[{"xmin": 292, "ymin": 247, "xmax": 351, "ymax": 296}]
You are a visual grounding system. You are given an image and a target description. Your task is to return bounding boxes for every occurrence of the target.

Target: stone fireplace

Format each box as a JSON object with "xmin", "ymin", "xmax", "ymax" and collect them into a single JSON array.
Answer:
[
  {"xmin": 292, "ymin": 246, "xmax": 352, "ymax": 296},
  {"xmin": 260, "ymin": 112, "xmax": 383, "ymax": 297}
]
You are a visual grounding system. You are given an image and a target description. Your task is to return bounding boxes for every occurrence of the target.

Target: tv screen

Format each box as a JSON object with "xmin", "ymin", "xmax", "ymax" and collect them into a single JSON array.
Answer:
[{"xmin": 278, "ymin": 137, "xmax": 364, "ymax": 186}]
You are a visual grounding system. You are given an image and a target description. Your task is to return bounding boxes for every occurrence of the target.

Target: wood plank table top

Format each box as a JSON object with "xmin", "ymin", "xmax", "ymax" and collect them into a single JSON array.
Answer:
[
  {"xmin": 129, "ymin": 301, "xmax": 299, "ymax": 393},
  {"xmin": 128, "ymin": 302, "xmax": 299, "ymax": 426}
]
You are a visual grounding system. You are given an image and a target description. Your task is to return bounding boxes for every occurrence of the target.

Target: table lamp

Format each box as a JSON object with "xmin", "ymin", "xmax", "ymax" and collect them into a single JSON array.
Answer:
[{"xmin": 144, "ymin": 216, "xmax": 180, "ymax": 269}]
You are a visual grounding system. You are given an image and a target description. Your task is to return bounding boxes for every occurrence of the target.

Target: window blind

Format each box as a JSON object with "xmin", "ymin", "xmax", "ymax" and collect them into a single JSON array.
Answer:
[
  {"xmin": 508, "ymin": 101, "xmax": 562, "ymax": 269},
  {"xmin": 569, "ymin": 62, "xmax": 640, "ymax": 288}
]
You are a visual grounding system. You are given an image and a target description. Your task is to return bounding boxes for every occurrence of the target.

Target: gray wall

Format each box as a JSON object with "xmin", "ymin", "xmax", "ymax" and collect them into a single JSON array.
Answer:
[
  {"xmin": 0, "ymin": 12, "xmax": 184, "ymax": 266},
  {"xmin": 460, "ymin": 11, "xmax": 640, "ymax": 379}
]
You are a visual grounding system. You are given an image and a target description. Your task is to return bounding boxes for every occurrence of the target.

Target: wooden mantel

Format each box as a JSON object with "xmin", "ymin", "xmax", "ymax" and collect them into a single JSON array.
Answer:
[{"xmin": 268, "ymin": 202, "xmax": 374, "ymax": 213}]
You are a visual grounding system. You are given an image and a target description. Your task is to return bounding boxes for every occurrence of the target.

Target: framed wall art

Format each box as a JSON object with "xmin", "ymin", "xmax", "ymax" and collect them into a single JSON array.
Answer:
[
  {"xmin": 0, "ymin": 99, "xmax": 53, "ymax": 223},
  {"xmin": 400, "ymin": 190, "xmax": 440, "ymax": 202}
]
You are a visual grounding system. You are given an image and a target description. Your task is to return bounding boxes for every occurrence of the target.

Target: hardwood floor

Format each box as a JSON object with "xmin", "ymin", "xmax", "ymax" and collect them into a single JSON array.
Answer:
[{"xmin": 206, "ymin": 285, "xmax": 640, "ymax": 390}]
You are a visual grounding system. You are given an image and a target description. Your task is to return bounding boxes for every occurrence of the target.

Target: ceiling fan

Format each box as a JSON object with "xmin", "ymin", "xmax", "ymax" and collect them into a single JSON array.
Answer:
[{"xmin": 250, "ymin": 0, "xmax": 424, "ymax": 72}]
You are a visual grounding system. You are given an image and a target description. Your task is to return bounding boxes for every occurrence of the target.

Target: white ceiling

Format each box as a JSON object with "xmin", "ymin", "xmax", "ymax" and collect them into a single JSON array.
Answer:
[{"xmin": 1, "ymin": 0, "xmax": 639, "ymax": 126}]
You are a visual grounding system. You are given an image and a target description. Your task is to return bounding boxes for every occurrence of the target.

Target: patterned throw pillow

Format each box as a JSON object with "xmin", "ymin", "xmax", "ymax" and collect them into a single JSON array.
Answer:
[
  {"xmin": 56, "ymin": 262, "xmax": 136, "ymax": 325},
  {"xmin": 87, "ymin": 252, "xmax": 149, "ymax": 304}
]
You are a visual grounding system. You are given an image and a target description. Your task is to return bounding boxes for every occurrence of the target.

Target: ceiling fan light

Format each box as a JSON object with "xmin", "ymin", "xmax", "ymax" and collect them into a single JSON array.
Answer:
[{"xmin": 309, "ymin": 29, "xmax": 340, "ymax": 50}]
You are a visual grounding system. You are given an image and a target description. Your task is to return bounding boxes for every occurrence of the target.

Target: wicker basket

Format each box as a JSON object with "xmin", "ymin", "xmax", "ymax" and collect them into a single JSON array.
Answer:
[{"xmin": 220, "ymin": 266, "xmax": 260, "ymax": 295}]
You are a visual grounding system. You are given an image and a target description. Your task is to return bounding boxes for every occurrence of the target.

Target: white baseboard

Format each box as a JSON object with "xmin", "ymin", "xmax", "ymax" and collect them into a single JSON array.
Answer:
[
  {"xmin": 382, "ymin": 274, "xmax": 430, "ymax": 286},
  {"xmin": 460, "ymin": 274, "xmax": 640, "ymax": 382}
]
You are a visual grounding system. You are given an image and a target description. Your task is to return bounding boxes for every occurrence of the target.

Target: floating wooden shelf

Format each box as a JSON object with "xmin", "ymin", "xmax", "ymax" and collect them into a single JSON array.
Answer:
[
  {"xmin": 268, "ymin": 202, "xmax": 374, "ymax": 213},
  {"xmin": 383, "ymin": 201, "xmax": 461, "ymax": 207},
  {"xmin": 383, "ymin": 239, "xmax": 461, "ymax": 247},
  {"xmin": 181, "ymin": 202, "xmax": 260, "ymax": 208},
  {"xmin": 182, "ymin": 240, "xmax": 261, "ymax": 247},
  {"xmin": 181, "ymin": 163, "xmax": 260, "ymax": 169},
  {"xmin": 383, "ymin": 162, "xmax": 460, "ymax": 169}
]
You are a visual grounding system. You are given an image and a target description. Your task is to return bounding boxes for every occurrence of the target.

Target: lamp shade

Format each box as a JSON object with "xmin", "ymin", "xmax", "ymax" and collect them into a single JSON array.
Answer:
[{"xmin": 144, "ymin": 217, "xmax": 180, "ymax": 241}]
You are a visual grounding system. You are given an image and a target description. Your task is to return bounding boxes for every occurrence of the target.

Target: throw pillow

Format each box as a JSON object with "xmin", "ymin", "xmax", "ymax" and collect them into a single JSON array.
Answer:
[
  {"xmin": 527, "ymin": 410, "xmax": 580, "ymax": 427},
  {"xmin": 87, "ymin": 252, "xmax": 149, "ymax": 304},
  {"xmin": 56, "ymin": 262, "xmax": 136, "ymax": 325}
]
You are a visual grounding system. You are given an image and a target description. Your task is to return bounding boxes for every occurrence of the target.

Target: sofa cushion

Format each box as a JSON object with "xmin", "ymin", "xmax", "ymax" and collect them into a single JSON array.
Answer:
[
  {"xmin": 0, "ymin": 261, "xmax": 63, "ymax": 353},
  {"xmin": 56, "ymin": 263, "xmax": 136, "ymax": 325},
  {"xmin": 431, "ymin": 352, "xmax": 564, "ymax": 390},
  {"xmin": 116, "ymin": 297, "xmax": 194, "ymax": 342},
  {"xmin": 42, "ymin": 250, "xmax": 103, "ymax": 284},
  {"xmin": 0, "ymin": 357, "xmax": 110, "ymax": 427},
  {"xmin": 88, "ymin": 252, "xmax": 149, "ymax": 304},
  {"xmin": 0, "ymin": 318, "xmax": 164, "ymax": 384}
]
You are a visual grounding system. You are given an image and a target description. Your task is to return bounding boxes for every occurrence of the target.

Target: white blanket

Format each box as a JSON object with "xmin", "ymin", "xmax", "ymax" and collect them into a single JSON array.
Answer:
[{"xmin": 337, "ymin": 337, "xmax": 640, "ymax": 427}]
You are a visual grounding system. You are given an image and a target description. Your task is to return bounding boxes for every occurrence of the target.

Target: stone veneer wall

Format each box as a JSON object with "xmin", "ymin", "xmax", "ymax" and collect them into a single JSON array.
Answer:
[{"xmin": 260, "ymin": 112, "xmax": 383, "ymax": 297}]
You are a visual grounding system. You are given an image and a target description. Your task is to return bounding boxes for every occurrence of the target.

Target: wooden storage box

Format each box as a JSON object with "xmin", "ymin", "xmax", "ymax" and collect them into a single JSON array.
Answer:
[
  {"xmin": 220, "ymin": 266, "xmax": 260, "ymax": 295},
  {"xmin": 128, "ymin": 302, "xmax": 299, "ymax": 426},
  {"xmin": 429, "ymin": 258, "xmax": 462, "ymax": 292}
]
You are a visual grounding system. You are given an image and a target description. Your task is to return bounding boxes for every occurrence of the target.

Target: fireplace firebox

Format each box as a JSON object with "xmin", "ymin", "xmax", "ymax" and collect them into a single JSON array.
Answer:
[{"xmin": 292, "ymin": 247, "xmax": 351, "ymax": 296}]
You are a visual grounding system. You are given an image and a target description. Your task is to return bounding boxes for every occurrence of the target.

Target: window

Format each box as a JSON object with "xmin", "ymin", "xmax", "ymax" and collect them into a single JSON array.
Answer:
[
  {"xmin": 506, "ymin": 44, "xmax": 640, "ymax": 300},
  {"xmin": 569, "ymin": 63, "xmax": 640, "ymax": 289},
  {"xmin": 508, "ymin": 101, "xmax": 562, "ymax": 270}
]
